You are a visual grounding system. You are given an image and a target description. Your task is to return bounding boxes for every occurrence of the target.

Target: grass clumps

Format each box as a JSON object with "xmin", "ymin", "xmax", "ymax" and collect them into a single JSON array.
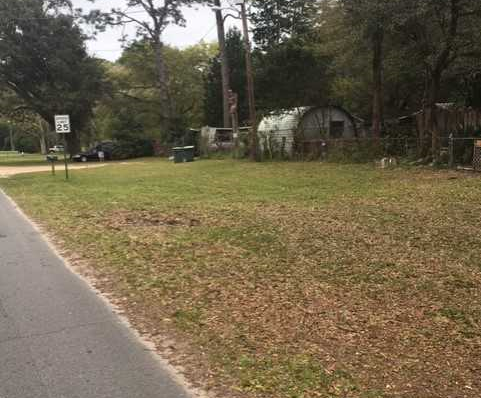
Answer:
[{"xmin": 1, "ymin": 159, "xmax": 480, "ymax": 398}]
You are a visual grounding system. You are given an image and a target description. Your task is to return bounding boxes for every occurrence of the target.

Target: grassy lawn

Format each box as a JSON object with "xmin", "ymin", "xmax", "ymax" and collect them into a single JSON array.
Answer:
[
  {"xmin": 0, "ymin": 153, "xmax": 48, "ymax": 166},
  {"xmin": 1, "ymin": 159, "xmax": 480, "ymax": 398}
]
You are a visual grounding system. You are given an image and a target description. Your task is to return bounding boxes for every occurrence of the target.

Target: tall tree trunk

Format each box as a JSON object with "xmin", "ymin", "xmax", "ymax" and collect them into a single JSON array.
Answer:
[
  {"xmin": 214, "ymin": 0, "xmax": 232, "ymax": 128},
  {"xmin": 39, "ymin": 134, "xmax": 47, "ymax": 155},
  {"xmin": 423, "ymin": 0, "xmax": 459, "ymax": 163},
  {"xmin": 65, "ymin": 131, "xmax": 81, "ymax": 157},
  {"xmin": 418, "ymin": 72, "xmax": 430, "ymax": 158},
  {"xmin": 371, "ymin": 27, "xmax": 384, "ymax": 139},
  {"xmin": 60, "ymin": 133, "xmax": 79, "ymax": 158},
  {"xmin": 38, "ymin": 117, "xmax": 48, "ymax": 155},
  {"xmin": 240, "ymin": 2, "xmax": 258, "ymax": 161},
  {"xmin": 153, "ymin": 37, "xmax": 171, "ymax": 134},
  {"xmin": 427, "ymin": 71, "xmax": 442, "ymax": 163},
  {"xmin": 9, "ymin": 124, "xmax": 15, "ymax": 151}
]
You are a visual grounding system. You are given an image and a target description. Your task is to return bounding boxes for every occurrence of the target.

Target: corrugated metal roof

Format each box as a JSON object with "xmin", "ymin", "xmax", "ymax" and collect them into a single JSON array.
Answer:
[{"xmin": 258, "ymin": 107, "xmax": 311, "ymax": 133}]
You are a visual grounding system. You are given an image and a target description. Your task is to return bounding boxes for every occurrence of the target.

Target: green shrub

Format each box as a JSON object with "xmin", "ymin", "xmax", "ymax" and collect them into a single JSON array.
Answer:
[
  {"xmin": 326, "ymin": 140, "xmax": 384, "ymax": 163},
  {"xmin": 110, "ymin": 139, "xmax": 153, "ymax": 160}
]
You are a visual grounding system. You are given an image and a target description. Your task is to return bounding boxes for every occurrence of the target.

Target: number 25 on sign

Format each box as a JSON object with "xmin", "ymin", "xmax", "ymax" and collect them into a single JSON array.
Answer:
[
  {"xmin": 54, "ymin": 115, "xmax": 70, "ymax": 180},
  {"xmin": 55, "ymin": 115, "xmax": 71, "ymax": 134}
]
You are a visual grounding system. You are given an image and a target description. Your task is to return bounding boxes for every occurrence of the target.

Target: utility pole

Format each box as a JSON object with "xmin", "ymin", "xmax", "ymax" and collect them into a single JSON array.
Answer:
[
  {"xmin": 237, "ymin": 0, "xmax": 258, "ymax": 161},
  {"xmin": 214, "ymin": 0, "xmax": 232, "ymax": 128}
]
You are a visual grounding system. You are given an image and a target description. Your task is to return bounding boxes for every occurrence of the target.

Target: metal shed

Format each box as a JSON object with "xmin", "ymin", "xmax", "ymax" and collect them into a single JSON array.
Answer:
[
  {"xmin": 258, "ymin": 106, "xmax": 362, "ymax": 156},
  {"xmin": 200, "ymin": 126, "xmax": 251, "ymax": 151}
]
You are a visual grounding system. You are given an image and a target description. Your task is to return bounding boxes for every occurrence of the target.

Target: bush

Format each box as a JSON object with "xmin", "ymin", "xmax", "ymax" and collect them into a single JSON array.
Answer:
[
  {"xmin": 15, "ymin": 135, "xmax": 39, "ymax": 153},
  {"xmin": 291, "ymin": 139, "xmax": 384, "ymax": 163},
  {"xmin": 325, "ymin": 140, "xmax": 384, "ymax": 163},
  {"xmin": 110, "ymin": 139, "xmax": 154, "ymax": 160}
]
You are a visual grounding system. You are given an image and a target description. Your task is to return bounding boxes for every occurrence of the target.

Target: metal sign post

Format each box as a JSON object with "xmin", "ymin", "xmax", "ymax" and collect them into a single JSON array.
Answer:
[
  {"xmin": 46, "ymin": 155, "xmax": 58, "ymax": 175},
  {"xmin": 55, "ymin": 115, "xmax": 71, "ymax": 180}
]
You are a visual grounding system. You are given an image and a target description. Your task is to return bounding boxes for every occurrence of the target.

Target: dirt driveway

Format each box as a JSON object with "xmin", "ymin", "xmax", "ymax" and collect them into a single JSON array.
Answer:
[{"xmin": 0, "ymin": 164, "xmax": 107, "ymax": 178}]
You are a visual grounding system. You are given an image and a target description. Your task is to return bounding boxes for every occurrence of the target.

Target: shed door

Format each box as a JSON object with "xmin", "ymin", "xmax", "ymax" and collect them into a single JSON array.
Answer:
[{"xmin": 330, "ymin": 121, "xmax": 345, "ymax": 138}]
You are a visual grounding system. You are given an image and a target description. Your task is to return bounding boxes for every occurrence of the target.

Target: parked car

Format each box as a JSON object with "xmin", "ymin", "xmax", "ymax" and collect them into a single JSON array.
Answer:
[
  {"xmin": 72, "ymin": 142, "xmax": 114, "ymax": 162},
  {"xmin": 48, "ymin": 145, "xmax": 64, "ymax": 153}
]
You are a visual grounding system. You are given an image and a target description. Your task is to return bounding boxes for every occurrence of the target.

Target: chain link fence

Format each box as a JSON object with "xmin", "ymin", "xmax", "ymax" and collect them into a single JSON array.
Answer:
[
  {"xmin": 257, "ymin": 127, "xmax": 481, "ymax": 170},
  {"xmin": 258, "ymin": 127, "xmax": 419, "ymax": 162},
  {"xmin": 200, "ymin": 126, "xmax": 481, "ymax": 169},
  {"xmin": 448, "ymin": 136, "xmax": 481, "ymax": 170}
]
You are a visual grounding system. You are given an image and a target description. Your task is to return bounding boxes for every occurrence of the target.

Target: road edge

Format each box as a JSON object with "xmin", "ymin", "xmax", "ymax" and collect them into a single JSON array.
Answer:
[{"xmin": 0, "ymin": 188, "xmax": 212, "ymax": 398}]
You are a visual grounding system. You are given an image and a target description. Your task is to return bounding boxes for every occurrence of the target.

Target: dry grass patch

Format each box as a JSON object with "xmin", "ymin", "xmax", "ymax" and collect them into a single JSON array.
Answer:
[
  {"xmin": 107, "ymin": 209, "xmax": 202, "ymax": 228},
  {"xmin": 1, "ymin": 160, "xmax": 480, "ymax": 398}
]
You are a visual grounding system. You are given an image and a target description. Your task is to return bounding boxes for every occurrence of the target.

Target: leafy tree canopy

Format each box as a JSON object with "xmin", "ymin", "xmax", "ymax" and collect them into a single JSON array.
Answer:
[
  {"xmin": 94, "ymin": 40, "xmax": 217, "ymax": 144},
  {"xmin": 251, "ymin": 0, "xmax": 319, "ymax": 50},
  {"xmin": 0, "ymin": 0, "xmax": 106, "ymax": 153}
]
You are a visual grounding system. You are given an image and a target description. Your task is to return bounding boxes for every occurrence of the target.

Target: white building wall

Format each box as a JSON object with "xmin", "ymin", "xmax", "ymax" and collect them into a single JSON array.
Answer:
[
  {"xmin": 300, "ymin": 108, "xmax": 356, "ymax": 139},
  {"xmin": 258, "ymin": 107, "xmax": 358, "ymax": 156},
  {"xmin": 258, "ymin": 108, "xmax": 307, "ymax": 154},
  {"xmin": 201, "ymin": 126, "xmax": 217, "ymax": 146}
]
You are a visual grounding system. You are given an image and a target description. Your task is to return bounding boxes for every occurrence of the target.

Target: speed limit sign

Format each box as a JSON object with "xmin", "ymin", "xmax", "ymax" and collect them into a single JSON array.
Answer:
[{"xmin": 55, "ymin": 115, "xmax": 71, "ymax": 134}]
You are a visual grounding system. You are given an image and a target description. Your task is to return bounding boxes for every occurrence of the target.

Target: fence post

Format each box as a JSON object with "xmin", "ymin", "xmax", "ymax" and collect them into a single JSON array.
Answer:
[{"xmin": 448, "ymin": 133, "xmax": 454, "ymax": 169}]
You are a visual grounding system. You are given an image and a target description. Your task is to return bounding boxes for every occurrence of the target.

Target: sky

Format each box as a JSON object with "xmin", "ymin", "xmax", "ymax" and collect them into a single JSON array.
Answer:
[{"xmin": 73, "ymin": 0, "xmax": 242, "ymax": 62}]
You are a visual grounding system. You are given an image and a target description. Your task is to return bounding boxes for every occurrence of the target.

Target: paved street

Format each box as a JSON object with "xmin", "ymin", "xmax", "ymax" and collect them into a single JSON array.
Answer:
[{"xmin": 0, "ymin": 190, "xmax": 192, "ymax": 398}]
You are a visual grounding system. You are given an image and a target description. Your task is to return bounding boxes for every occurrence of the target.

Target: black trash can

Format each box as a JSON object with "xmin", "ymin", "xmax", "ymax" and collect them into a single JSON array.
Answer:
[
  {"xmin": 183, "ymin": 146, "xmax": 195, "ymax": 162},
  {"xmin": 173, "ymin": 147, "xmax": 184, "ymax": 163}
]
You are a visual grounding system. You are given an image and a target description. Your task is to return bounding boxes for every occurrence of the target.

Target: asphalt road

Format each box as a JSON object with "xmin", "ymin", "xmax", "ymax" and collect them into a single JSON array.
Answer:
[{"xmin": 0, "ymin": 190, "xmax": 192, "ymax": 398}]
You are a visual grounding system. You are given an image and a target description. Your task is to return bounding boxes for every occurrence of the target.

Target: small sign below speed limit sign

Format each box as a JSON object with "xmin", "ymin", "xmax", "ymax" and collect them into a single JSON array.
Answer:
[{"xmin": 55, "ymin": 115, "xmax": 71, "ymax": 134}]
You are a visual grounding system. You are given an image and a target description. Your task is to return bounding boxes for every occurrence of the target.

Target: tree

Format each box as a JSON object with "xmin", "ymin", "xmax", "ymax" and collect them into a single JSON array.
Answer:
[
  {"xmin": 165, "ymin": 43, "xmax": 218, "ymax": 128},
  {"xmin": 88, "ymin": 0, "xmax": 210, "ymax": 136},
  {"xmin": 212, "ymin": 0, "xmax": 232, "ymax": 128},
  {"xmin": 203, "ymin": 56, "xmax": 224, "ymax": 127},
  {"xmin": 204, "ymin": 28, "xmax": 249, "ymax": 127},
  {"xmin": 0, "ymin": 122, "xmax": 11, "ymax": 151},
  {"xmin": 396, "ymin": 0, "xmax": 481, "ymax": 161},
  {"xmin": 248, "ymin": 1, "xmax": 331, "ymax": 113},
  {"xmin": 9, "ymin": 112, "xmax": 54, "ymax": 154},
  {"xmin": 0, "ymin": 82, "xmax": 58, "ymax": 154},
  {"xmin": 339, "ymin": 0, "xmax": 397, "ymax": 139},
  {"xmin": 94, "ymin": 41, "xmax": 216, "ymax": 145},
  {"xmin": 0, "ymin": 0, "xmax": 106, "ymax": 154},
  {"xmin": 463, "ymin": 72, "xmax": 481, "ymax": 108},
  {"xmin": 250, "ymin": 0, "xmax": 318, "ymax": 50},
  {"xmin": 254, "ymin": 38, "xmax": 331, "ymax": 112}
]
